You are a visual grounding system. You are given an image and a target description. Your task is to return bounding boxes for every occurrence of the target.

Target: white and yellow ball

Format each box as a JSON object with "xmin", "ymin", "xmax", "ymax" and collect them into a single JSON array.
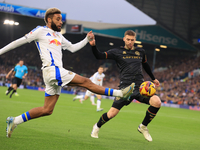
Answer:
[{"xmin": 139, "ymin": 81, "xmax": 156, "ymax": 97}]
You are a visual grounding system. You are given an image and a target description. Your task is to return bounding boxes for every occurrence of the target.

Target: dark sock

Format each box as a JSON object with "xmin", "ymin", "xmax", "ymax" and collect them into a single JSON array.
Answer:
[
  {"xmin": 97, "ymin": 113, "xmax": 110, "ymax": 128},
  {"xmin": 10, "ymin": 90, "xmax": 16, "ymax": 98},
  {"xmin": 6, "ymin": 87, "xmax": 13, "ymax": 95},
  {"xmin": 142, "ymin": 106, "xmax": 160, "ymax": 126},
  {"xmin": 8, "ymin": 87, "xmax": 13, "ymax": 91}
]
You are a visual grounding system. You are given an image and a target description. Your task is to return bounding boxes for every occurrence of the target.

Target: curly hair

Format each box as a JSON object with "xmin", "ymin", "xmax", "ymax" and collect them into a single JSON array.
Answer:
[{"xmin": 44, "ymin": 8, "xmax": 61, "ymax": 24}]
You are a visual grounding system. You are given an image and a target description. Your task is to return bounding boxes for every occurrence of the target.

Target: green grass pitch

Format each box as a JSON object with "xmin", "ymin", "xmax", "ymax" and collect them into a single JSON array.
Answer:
[{"xmin": 0, "ymin": 86, "xmax": 199, "ymax": 150}]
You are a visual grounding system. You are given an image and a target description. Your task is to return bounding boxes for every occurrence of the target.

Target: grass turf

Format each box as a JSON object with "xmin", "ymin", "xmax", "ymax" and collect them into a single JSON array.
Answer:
[{"xmin": 0, "ymin": 86, "xmax": 199, "ymax": 150}]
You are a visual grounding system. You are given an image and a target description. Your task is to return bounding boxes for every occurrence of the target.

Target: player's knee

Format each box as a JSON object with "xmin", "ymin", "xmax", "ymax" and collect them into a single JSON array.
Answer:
[
  {"xmin": 108, "ymin": 113, "xmax": 116, "ymax": 119},
  {"xmin": 150, "ymin": 95, "xmax": 161, "ymax": 108},
  {"xmin": 43, "ymin": 108, "xmax": 54, "ymax": 116},
  {"xmin": 107, "ymin": 112, "xmax": 118, "ymax": 119}
]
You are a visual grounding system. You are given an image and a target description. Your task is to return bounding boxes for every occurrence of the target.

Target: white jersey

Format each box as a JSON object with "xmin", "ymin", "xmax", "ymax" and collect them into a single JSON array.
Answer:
[
  {"xmin": 90, "ymin": 72, "xmax": 105, "ymax": 86},
  {"xmin": 0, "ymin": 25, "xmax": 90, "ymax": 96},
  {"xmin": 24, "ymin": 26, "xmax": 88, "ymax": 68}
]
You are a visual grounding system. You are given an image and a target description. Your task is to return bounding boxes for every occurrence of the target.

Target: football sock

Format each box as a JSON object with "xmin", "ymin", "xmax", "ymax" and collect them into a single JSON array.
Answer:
[
  {"xmin": 14, "ymin": 111, "xmax": 32, "ymax": 125},
  {"xmin": 9, "ymin": 90, "xmax": 16, "ymax": 98},
  {"xmin": 97, "ymin": 113, "xmax": 110, "ymax": 128},
  {"xmin": 8, "ymin": 87, "xmax": 13, "ymax": 91},
  {"xmin": 104, "ymin": 88, "xmax": 114, "ymax": 96},
  {"xmin": 6, "ymin": 87, "xmax": 13, "ymax": 95},
  {"xmin": 105, "ymin": 88, "xmax": 123, "ymax": 97},
  {"xmin": 74, "ymin": 95, "xmax": 83, "ymax": 100},
  {"xmin": 90, "ymin": 95, "xmax": 95, "ymax": 104},
  {"xmin": 142, "ymin": 106, "xmax": 160, "ymax": 126},
  {"xmin": 97, "ymin": 99, "xmax": 101, "ymax": 109}
]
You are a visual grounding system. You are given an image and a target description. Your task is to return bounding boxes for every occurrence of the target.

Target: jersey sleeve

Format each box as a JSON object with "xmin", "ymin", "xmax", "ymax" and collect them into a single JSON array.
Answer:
[
  {"xmin": 14, "ymin": 66, "xmax": 17, "ymax": 72},
  {"xmin": 25, "ymin": 66, "xmax": 28, "ymax": 74},
  {"xmin": 24, "ymin": 26, "xmax": 42, "ymax": 43},
  {"xmin": 61, "ymin": 35, "xmax": 88, "ymax": 53},
  {"xmin": 142, "ymin": 49, "xmax": 147, "ymax": 63},
  {"xmin": 105, "ymin": 49, "xmax": 116, "ymax": 59}
]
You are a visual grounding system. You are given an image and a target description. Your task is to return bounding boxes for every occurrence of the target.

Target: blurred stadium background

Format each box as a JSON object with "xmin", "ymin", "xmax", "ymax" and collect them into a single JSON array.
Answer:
[{"xmin": 0, "ymin": 0, "xmax": 200, "ymax": 110}]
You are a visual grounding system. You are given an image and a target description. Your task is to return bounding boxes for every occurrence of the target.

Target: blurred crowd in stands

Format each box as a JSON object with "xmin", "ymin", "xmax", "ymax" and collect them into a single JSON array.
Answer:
[{"xmin": 0, "ymin": 39, "xmax": 200, "ymax": 107}]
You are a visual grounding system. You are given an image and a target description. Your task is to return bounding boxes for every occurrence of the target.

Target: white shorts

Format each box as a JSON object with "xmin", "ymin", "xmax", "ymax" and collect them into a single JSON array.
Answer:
[{"xmin": 42, "ymin": 66, "xmax": 76, "ymax": 96}]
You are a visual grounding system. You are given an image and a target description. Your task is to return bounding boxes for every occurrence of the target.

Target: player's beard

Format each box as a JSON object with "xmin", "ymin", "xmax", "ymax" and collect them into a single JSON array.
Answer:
[{"xmin": 51, "ymin": 20, "xmax": 61, "ymax": 32}]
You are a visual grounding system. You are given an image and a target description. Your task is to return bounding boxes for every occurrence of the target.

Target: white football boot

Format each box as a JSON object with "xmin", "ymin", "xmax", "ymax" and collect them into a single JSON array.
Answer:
[
  {"xmin": 91, "ymin": 123, "xmax": 99, "ymax": 138},
  {"xmin": 138, "ymin": 124, "xmax": 152, "ymax": 142},
  {"xmin": 121, "ymin": 83, "xmax": 135, "ymax": 100},
  {"xmin": 6, "ymin": 117, "xmax": 17, "ymax": 138}
]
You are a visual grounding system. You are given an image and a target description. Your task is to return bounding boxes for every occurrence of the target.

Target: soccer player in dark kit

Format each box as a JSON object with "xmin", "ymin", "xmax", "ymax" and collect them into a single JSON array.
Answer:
[{"xmin": 89, "ymin": 30, "xmax": 161, "ymax": 142}]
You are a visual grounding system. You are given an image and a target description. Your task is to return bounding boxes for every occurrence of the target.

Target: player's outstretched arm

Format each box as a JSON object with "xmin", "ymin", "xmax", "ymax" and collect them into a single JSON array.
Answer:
[
  {"xmin": 0, "ymin": 37, "xmax": 28, "ymax": 55},
  {"xmin": 6, "ymin": 69, "xmax": 14, "ymax": 79},
  {"xmin": 142, "ymin": 62, "xmax": 156, "ymax": 81},
  {"xmin": 62, "ymin": 31, "xmax": 94, "ymax": 53}
]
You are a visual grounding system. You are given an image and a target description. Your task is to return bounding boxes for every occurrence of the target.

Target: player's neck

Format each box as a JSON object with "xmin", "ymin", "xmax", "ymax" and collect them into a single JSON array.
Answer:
[{"xmin": 124, "ymin": 46, "xmax": 134, "ymax": 50}]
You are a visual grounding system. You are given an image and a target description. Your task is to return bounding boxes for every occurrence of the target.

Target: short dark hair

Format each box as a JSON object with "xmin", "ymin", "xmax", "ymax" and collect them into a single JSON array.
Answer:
[
  {"xmin": 124, "ymin": 30, "xmax": 136, "ymax": 37},
  {"xmin": 44, "ymin": 8, "xmax": 61, "ymax": 24},
  {"xmin": 99, "ymin": 66, "xmax": 104, "ymax": 69}
]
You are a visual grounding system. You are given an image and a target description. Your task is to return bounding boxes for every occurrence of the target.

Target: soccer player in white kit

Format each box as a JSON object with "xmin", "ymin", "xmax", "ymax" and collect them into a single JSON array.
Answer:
[
  {"xmin": 73, "ymin": 66, "xmax": 105, "ymax": 111},
  {"xmin": 0, "ymin": 8, "xmax": 135, "ymax": 138}
]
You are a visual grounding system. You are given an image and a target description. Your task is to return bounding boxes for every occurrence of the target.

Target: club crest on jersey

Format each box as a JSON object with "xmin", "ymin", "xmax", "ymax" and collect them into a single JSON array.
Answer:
[
  {"xmin": 49, "ymin": 39, "xmax": 61, "ymax": 46},
  {"xmin": 135, "ymin": 51, "xmax": 140, "ymax": 56},
  {"xmin": 68, "ymin": 71, "xmax": 73, "ymax": 75},
  {"xmin": 123, "ymin": 51, "xmax": 126, "ymax": 54}
]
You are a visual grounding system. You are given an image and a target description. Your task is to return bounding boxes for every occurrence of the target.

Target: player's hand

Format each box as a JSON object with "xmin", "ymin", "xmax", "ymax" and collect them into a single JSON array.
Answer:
[
  {"xmin": 23, "ymin": 76, "xmax": 25, "ymax": 79},
  {"xmin": 87, "ymin": 31, "xmax": 94, "ymax": 41},
  {"xmin": 6, "ymin": 75, "xmax": 9, "ymax": 79},
  {"xmin": 153, "ymin": 79, "xmax": 160, "ymax": 88},
  {"xmin": 89, "ymin": 39, "xmax": 96, "ymax": 46}
]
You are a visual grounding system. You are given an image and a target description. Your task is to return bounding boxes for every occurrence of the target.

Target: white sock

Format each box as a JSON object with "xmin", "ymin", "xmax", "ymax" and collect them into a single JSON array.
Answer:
[
  {"xmin": 90, "ymin": 95, "xmax": 95, "ymax": 104},
  {"xmin": 113, "ymin": 90, "xmax": 123, "ymax": 97},
  {"xmin": 74, "ymin": 95, "xmax": 84, "ymax": 99},
  {"xmin": 14, "ymin": 115, "xmax": 24, "ymax": 125},
  {"xmin": 97, "ymin": 99, "xmax": 101, "ymax": 109}
]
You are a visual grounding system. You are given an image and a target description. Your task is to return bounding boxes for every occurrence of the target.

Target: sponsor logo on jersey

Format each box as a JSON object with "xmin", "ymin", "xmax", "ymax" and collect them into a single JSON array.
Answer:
[
  {"xmin": 49, "ymin": 39, "xmax": 61, "ymax": 46},
  {"xmin": 135, "ymin": 51, "xmax": 140, "ymax": 56},
  {"xmin": 123, "ymin": 51, "xmax": 126, "ymax": 54}
]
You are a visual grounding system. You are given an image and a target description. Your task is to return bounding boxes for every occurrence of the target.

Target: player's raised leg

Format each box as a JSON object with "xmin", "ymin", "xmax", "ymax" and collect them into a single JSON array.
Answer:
[
  {"xmin": 6, "ymin": 95, "xmax": 59, "ymax": 138},
  {"xmin": 68, "ymin": 74, "xmax": 134, "ymax": 99}
]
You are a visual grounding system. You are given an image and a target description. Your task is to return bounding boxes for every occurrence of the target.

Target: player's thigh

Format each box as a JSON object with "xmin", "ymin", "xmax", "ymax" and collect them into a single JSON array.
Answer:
[
  {"xmin": 69, "ymin": 74, "xmax": 91, "ymax": 86},
  {"xmin": 44, "ymin": 95, "xmax": 59, "ymax": 111}
]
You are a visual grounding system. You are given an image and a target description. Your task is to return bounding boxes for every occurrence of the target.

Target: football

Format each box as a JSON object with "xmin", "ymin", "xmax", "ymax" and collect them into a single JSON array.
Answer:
[{"xmin": 139, "ymin": 81, "xmax": 156, "ymax": 97}]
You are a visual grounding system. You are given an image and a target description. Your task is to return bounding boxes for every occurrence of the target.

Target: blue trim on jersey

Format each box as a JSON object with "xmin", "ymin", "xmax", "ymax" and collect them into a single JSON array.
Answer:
[
  {"xmin": 48, "ymin": 50, "xmax": 55, "ymax": 66},
  {"xmin": 36, "ymin": 42, "xmax": 42, "ymax": 54},
  {"xmin": 31, "ymin": 26, "xmax": 41, "ymax": 32},
  {"xmin": 45, "ymin": 92, "xmax": 51, "ymax": 97},
  {"xmin": 55, "ymin": 66, "xmax": 62, "ymax": 86}
]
